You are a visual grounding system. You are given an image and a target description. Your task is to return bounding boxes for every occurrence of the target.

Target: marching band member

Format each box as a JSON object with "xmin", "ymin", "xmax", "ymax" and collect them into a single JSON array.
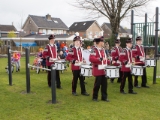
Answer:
[
  {"xmin": 110, "ymin": 39, "xmax": 123, "ymax": 83},
  {"xmin": 89, "ymin": 37, "xmax": 113, "ymax": 102},
  {"xmin": 119, "ymin": 38, "xmax": 137, "ymax": 94},
  {"xmin": 132, "ymin": 36, "xmax": 149, "ymax": 88},
  {"xmin": 66, "ymin": 36, "xmax": 89, "ymax": 96},
  {"xmin": 43, "ymin": 34, "xmax": 62, "ymax": 89}
]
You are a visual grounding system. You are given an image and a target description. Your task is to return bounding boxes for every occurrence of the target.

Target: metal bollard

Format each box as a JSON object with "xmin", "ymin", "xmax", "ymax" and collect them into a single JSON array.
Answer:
[
  {"xmin": 25, "ymin": 48, "xmax": 30, "ymax": 93},
  {"xmin": 8, "ymin": 46, "xmax": 12, "ymax": 86},
  {"xmin": 51, "ymin": 64, "xmax": 56, "ymax": 104}
]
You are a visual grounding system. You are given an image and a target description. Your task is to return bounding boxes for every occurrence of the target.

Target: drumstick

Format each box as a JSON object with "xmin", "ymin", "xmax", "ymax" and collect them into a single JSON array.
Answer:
[{"xmin": 132, "ymin": 62, "xmax": 144, "ymax": 64}]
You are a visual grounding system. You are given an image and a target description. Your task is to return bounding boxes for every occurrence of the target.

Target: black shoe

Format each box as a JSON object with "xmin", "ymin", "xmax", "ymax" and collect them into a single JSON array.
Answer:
[
  {"xmin": 110, "ymin": 79, "xmax": 114, "ymax": 83},
  {"xmin": 84, "ymin": 82, "xmax": 87, "ymax": 84},
  {"xmin": 101, "ymin": 99, "xmax": 110, "ymax": 102},
  {"xmin": 81, "ymin": 92, "xmax": 90, "ymax": 96},
  {"xmin": 134, "ymin": 86, "xmax": 141, "ymax": 88},
  {"xmin": 92, "ymin": 99, "xmax": 98, "ymax": 102},
  {"xmin": 120, "ymin": 91, "xmax": 127, "ymax": 94},
  {"xmin": 57, "ymin": 86, "xmax": 62, "ymax": 89},
  {"xmin": 128, "ymin": 91, "xmax": 137, "ymax": 94},
  {"xmin": 72, "ymin": 92, "xmax": 78, "ymax": 96},
  {"xmin": 141, "ymin": 85, "xmax": 149, "ymax": 88}
]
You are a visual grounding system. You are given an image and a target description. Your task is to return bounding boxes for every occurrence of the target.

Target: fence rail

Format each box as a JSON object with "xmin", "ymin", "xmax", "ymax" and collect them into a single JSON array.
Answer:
[{"xmin": 0, "ymin": 46, "xmax": 44, "ymax": 54}]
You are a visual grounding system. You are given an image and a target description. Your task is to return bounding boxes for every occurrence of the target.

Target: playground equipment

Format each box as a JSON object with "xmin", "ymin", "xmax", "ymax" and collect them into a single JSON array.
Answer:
[
  {"xmin": 131, "ymin": 7, "xmax": 160, "ymax": 83},
  {"xmin": 25, "ymin": 48, "xmax": 57, "ymax": 104}
]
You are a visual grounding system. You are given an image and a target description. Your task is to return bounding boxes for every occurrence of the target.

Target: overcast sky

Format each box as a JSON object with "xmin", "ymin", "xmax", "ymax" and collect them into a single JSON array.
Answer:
[{"xmin": 0, "ymin": 0, "xmax": 159, "ymax": 30}]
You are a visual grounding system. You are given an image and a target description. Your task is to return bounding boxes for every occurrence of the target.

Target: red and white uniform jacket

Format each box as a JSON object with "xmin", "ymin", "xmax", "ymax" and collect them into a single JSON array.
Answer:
[
  {"xmin": 66, "ymin": 47, "xmax": 83, "ymax": 70},
  {"xmin": 43, "ymin": 44, "xmax": 57, "ymax": 66},
  {"xmin": 132, "ymin": 45, "xmax": 145, "ymax": 66},
  {"xmin": 119, "ymin": 48, "xmax": 133, "ymax": 72},
  {"xmin": 89, "ymin": 47, "xmax": 111, "ymax": 76},
  {"xmin": 111, "ymin": 46, "xmax": 123, "ymax": 66}
]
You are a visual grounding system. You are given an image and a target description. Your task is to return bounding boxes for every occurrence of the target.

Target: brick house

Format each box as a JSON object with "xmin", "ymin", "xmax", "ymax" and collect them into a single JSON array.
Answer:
[
  {"xmin": 0, "ymin": 24, "xmax": 18, "ymax": 46},
  {"xmin": 22, "ymin": 14, "xmax": 69, "ymax": 36},
  {"xmin": 101, "ymin": 23, "xmax": 129, "ymax": 38},
  {"xmin": 68, "ymin": 20, "xmax": 103, "ymax": 39}
]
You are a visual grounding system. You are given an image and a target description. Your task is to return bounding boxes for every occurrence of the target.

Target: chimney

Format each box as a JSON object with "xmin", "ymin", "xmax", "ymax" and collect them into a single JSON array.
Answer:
[
  {"xmin": 12, "ymin": 22, "xmax": 14, "ymax": 26},
  {"xmin": 46, "ymin": 14, "xmax": 51, "ymax": 20}
]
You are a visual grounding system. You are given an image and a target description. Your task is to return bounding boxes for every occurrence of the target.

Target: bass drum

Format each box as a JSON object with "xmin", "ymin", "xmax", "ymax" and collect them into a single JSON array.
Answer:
[{"xmin": 82, "ymin": 49, "xmax": 91, "ymax": 65}]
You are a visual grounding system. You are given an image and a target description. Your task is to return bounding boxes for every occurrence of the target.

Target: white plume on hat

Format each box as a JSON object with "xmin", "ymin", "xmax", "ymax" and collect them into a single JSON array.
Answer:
[
  {"xmin": 99, "ymin": 31, "xmax": 103, "ymax": 36},
  {"xmin": 129, "ymin": 34, "xmax": 132, "ymax": 38},
  {"xmin": 117, "ymin": 35, "xmax": 120, "ymax": 39},
  {"xmin": 94, "ymin": 35, "xmax": 97, "ymax": 38},
  {"xmin": 75, "ymin": 32, "xmax": 79, "ymax": 37},
  {"xmin": 137, "ymin": 32, "xmax": 141, "ymax": 36}
]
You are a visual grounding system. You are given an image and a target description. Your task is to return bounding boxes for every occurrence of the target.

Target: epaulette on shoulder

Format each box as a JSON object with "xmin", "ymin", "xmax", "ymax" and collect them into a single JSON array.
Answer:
[
  {"xmin": 43, "ymin": 46, "xmax": 48, "ymax": 52},
  {"xmin": 132, "ymin": 45, "xmax": 137, "ymax": 51},
  {"xmin": 119, "ymin": 49, "xmax": 126, "ymax": 55},
  {"xmin": 68, "ymin": 48, "xmax": 74, "ymax": 55},
  {"xmin": 111, "ymin": 47, "xmax": 116, "ymax": 53},
  {"xmin": 90, "ymin": 48, "xmax": 96, "ymax": 55}
]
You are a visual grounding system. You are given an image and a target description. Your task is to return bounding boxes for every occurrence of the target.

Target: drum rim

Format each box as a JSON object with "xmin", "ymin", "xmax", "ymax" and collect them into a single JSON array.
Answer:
[{"xmin": 132, "ymin": 65, "xmax": 143, "ymax": 68}]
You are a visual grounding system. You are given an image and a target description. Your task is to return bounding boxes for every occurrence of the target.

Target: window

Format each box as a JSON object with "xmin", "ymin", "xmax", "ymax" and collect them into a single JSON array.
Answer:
[
  {"xmin": 75, "ymin": 24, "xmax": 77, "ymax": 26},
  {"xmin": 29, "ymin": 20, "xmax": 31, "ymax": 24},
  {"xmin": 83, "ymin": 23, "xmax": 86, "ymax": 25},
  {"xmin": 42, "ymin": 29, "xmax": 46, "ymax": 34},
  {"xmin": 54, "ymin": 20, "xmax": 58, "ymax": 23},
  {"xmin": 47, "ymin": 30, "xmax": 52, "ymax": 34}
]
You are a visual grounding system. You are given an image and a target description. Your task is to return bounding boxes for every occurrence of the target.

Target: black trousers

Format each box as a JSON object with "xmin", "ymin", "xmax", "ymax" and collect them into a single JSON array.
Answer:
[
  {"xmin": 134, "ymin": 68, "xmax": 147, "ymax": 86},
  {"xmin": 111, "ymin": 70, "xmax": 122, "ymax": 82},
  {"xmin": 47, "ymin": 66, "xmax": 61, "ymax": 87},
  {"xmin": 72, "ymin": 70, "xmax": 86, "ymax": 93},
  {"xmin": 120, "ymin": 72, "xmax": 133, "ymax": 92},
  {"xmin": 93, "ymin": 75, "xmax": 108, "ymax": 100}
]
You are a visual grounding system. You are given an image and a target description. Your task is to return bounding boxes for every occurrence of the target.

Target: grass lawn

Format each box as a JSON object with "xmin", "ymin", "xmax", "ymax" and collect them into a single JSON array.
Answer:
[{"xmin": 0, "ymin": 57, "xmax": 160, "ymax": 120}]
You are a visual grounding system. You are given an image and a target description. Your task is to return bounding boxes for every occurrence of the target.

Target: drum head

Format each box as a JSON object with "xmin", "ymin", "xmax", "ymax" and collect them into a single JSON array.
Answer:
[
  {"xmin": 105, "ymin": 66, "xmax": 117, "ymax": 69},
  {"xmin": 132, "ymin": 65, "xmax": 142, "ymax": 68},
  {"xmin": 81, "ymin": 65, "xmax": 92, "ymax": 68},
  {"xmin": 55, "ymin": 60, "xmax": 66, "ymax": 63}
]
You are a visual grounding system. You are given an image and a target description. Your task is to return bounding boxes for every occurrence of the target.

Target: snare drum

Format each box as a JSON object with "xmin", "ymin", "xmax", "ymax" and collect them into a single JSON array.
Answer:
[
  {"xmin": 98, "ymin": 65, "xmax": 107, "ymax": 70},
  {"xmin": 131, "ymin": 65, "xmax": 144, "ymax": 76},
  {"xmin": 145, "ymin": 59, "xmax": 155, "ymax": 67},
  {"xmin": 105, "ymin": 66, "xmax": 119, "ymax": 78},
  {"xmin": 55, "ymin": 60, "xmax": 66, "ymax": 70},
  {"xmin": 80, "ymin": 65, "xmax": 92, "ymax": 77}
]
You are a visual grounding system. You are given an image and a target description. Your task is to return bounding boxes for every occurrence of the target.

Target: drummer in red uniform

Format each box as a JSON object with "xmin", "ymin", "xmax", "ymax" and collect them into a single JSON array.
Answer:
[
  {"xmin": 43, "ymin": 34, "xmax": 62, "ymax": 88},
  {"xmin": 119, "ymin": 38, "xmax": 137, "ymax": 94},
  {"xmin": 66, "ymin": 36, "xmax": 89, "ymax": 96},
  {"xmin": 89, "ymin": 37, "xmax": 114, "ymax": 102},
  {"xmin": 110, "ymin": 38, "xmax": 123, "ymax": 83},
  {"xmin": 132, "ymin": 36, "xmax": 149, "ymax": 88}
]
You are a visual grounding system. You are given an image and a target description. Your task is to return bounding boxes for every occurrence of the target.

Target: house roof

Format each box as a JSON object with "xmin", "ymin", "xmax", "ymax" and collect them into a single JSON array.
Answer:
[
  {"xmin": 69, "ymin": 20, "xmax": 96, "ymax": 31},
  {"xmin": 125, "ymin": 29, "xmax": 131, "ymax": 34},
  {"xmin": 28, "ymin": 15, "xmax": 69, "ymax": 30},
  {"xmin": 102, "ymin": 23, "xmax": 127, "ymax": 33},
  {"xmin": 0, "ymin": 25, "xmax": 17, "ymax": 31},
  {"xmin": 24, "ymin": 34, "xmax": 72, "ymax": 39}
]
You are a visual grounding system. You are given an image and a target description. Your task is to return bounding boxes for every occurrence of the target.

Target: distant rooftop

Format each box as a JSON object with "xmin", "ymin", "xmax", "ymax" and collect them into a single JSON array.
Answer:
[
  {"xmin": 0, "ymin": 25, "xmax": 17, "ymax": 31},
  {"xmin": 69, "ymin": 20, "xmax": 96, "ymax": 31},
  {"xmin": 27, "ymin": 14, "xmax": 69, "ymax": 30}
]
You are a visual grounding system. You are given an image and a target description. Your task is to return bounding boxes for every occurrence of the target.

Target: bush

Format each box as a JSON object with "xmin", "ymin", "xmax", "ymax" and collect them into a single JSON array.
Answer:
[{"xmin": 83, "ymin": 40, "xmax": 93, "ymax": 49}]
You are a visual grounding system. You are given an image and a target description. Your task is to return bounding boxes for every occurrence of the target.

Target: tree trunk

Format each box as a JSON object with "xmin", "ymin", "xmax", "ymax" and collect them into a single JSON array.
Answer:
[{"xmin": 109, "ymin": 18, "xmax": 120, "ymax": 47}]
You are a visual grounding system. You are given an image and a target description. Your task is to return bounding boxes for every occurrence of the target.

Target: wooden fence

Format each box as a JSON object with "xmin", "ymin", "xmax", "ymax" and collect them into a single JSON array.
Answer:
[{"xmin": 0, "ymin": 46, "xmax": 45, "ymax": 54}]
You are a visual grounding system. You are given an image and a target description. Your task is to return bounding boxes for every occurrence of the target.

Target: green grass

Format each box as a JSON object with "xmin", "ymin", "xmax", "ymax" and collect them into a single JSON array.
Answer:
[{"xmin": 0, "ymin": 57, "xmax": 160, "ymax": 120}]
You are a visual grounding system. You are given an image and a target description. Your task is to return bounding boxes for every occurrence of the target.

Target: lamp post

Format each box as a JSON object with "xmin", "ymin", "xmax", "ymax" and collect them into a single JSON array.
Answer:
[{"xmin": 19, "ymin": 29, "xmax": 25, "ymax": 53}]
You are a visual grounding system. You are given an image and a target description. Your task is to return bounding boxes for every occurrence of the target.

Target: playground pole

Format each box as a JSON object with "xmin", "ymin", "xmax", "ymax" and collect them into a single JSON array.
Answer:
[
  {"xmin": 153, "ymin": 7, "xmax": 159, "ymax": 84},
  {"xmin": 131, "ymin": 10, "xmax": 134, "ymax": 41}
]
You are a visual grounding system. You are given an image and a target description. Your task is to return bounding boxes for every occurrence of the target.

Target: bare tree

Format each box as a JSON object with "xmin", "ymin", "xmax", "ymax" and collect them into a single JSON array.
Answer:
[{"xmin": 73, "ymin": 0, "xmax": 152, "ymax": 39}]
